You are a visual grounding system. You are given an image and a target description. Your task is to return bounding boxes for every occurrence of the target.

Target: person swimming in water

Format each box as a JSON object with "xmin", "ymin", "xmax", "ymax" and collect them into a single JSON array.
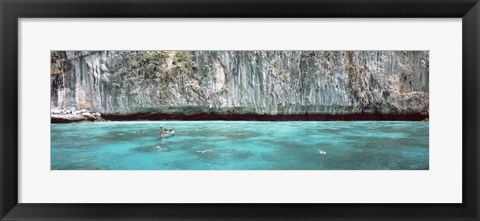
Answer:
[
  {"xmin": 160, "ymin": 126, "xmax": 174, "ymax": 138},
  {"xmin": 159, "ymin": 126, "xmax": 167, "ymax": 137}
]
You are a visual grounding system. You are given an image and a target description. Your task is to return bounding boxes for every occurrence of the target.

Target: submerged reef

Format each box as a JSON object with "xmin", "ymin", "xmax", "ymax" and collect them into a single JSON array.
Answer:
[{"xmin": 50, "ymin": 51, "xmax": 428, "ymax": 121}]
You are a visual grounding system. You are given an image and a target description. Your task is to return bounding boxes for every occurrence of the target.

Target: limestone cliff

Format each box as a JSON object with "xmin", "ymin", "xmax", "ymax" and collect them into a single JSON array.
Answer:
[{"xmin": 50, "ymin": 51, "xmax": 429, "ymax": 118}]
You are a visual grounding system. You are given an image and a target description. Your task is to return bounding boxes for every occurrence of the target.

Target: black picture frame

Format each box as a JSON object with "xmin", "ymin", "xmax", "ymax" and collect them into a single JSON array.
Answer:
[{"xmin": 1, "ymin": 0, "xmax": 479, "ymax": 220}]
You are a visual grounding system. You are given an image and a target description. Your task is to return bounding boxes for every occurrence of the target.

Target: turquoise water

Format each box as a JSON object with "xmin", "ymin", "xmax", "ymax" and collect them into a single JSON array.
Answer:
[{"xmin": 51, "ymin": 121, "xmax": 429, "ymax": 170}]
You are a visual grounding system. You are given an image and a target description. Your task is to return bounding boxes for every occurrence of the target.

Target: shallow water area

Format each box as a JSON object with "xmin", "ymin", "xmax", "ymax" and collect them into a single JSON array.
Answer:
[{"xmin": 51, "ymin": 121, "xmax": 429, "ymax": 170}]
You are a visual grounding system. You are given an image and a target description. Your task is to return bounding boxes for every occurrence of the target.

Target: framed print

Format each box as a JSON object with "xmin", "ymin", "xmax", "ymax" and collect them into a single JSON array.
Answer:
[{"xmin": 1, "ymin": 0, "xmax": 479, "ymax": 220}]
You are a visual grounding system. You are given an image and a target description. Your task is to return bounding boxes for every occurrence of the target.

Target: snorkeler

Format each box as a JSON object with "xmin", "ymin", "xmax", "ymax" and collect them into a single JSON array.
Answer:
[
  {"xmin": 159, "ymin": 126, "xmax": 174, "ymax": 139},
  {"xmin": 159, "ymin": 126, "xmax": 166, "ymax": 137}
]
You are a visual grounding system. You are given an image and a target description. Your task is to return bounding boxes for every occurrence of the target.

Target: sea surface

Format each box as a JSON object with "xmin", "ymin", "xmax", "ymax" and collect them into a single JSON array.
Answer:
[{"xmin": 51, "ymin": 121, "xmax": 429, "ymax": 170}]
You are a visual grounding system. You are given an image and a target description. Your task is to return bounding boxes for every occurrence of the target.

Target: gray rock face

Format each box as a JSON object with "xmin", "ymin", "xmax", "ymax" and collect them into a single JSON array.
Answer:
[
  {"xmin": 50, "ymin": 51, "xmax": 429, "ymax": 115},
  {"xmin": 51, "ymin": 114, "xmax": 87, "ymax": 123},
  {"xmin": 82, "ymin": 112, "xmax": 96, "ymax": 120},
  {"xmin": 51, "ymin": 108, "xmax": 103, "ymax": 123}
]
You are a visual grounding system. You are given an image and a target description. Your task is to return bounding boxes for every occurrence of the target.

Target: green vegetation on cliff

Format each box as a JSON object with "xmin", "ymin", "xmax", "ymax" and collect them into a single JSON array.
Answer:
[{"xmin": 50, "ymin": 51, "xmax": 429, "ymax": 116}]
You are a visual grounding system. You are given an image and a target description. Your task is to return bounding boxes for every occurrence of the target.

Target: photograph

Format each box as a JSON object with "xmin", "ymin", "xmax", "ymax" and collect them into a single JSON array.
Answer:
[
  {"xmin": 50, "ymin": 50, "xmax": 429, "ymax": 170},
  {"xmin": 3, "ymin": 0, "xmax": 477, "ymax": 219}
]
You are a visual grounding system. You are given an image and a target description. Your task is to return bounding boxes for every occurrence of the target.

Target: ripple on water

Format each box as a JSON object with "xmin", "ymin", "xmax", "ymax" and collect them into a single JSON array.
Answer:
[
  {"xmin": 51, "ymin": 121, "xmax": 429, "ymax": 170},
  {"xmin": 181, "ymin": 130, "xmax": 263, "ymax": 139}
]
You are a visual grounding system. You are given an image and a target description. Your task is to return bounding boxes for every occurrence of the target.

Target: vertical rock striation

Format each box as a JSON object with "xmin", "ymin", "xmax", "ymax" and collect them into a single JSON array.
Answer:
[{"xmin": 51, "ymin": 51, "xmax": 429, "ymax": 119}]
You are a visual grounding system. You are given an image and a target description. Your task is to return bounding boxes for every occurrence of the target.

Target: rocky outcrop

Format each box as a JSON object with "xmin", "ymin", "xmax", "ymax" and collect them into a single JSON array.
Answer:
[
  {"xmin": 51, "ymin": 107, "xmax": 104, "ymax": 123},
  {"xmin": 50, "ymin": 51, "xmax": 429, "ymax": 120}
]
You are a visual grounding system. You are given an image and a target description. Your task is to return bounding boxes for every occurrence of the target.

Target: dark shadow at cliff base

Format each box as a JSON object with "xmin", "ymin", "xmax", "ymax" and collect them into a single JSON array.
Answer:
[{"xmin": 95, "ymin": 113, "xmax": 429, "ymax": 122}]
